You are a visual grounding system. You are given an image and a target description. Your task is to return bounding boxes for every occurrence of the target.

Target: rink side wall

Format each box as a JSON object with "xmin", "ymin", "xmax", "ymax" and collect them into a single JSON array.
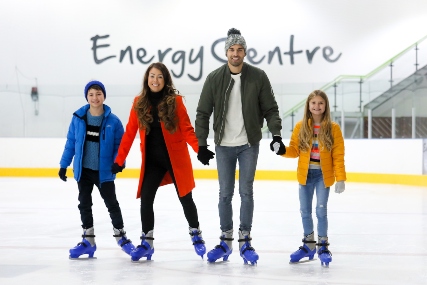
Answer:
[{"xmin": 0, "ymin": 138, "xmax": 426, "ymax": 186}]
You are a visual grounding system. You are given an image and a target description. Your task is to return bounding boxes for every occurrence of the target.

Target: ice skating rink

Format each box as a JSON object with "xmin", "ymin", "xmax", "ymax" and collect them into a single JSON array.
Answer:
[{"xmin": 0, "ymin": 177, "xmax": 426, "ymax": 285}]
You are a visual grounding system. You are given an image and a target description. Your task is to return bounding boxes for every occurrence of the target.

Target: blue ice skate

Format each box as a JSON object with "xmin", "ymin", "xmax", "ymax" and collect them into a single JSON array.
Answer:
[
  {"xmin": 117, "ymin": 236, "xmax": 135, "ymax": 256},
  {"xmin": 113, "ymin": 228, "xmax": 135, "ymax": 256},
  {"xmin": 69, "ymin": 238, "xmax": 97, "ymax": 259},
  {"xmin": 317, "ymin": 240, "xmax": 332, "ymax": 267},
  {"xmin": 189, "ymin": 228, "xmax": 206, "ymax": 259},
  {"xmin": 131, "ymin": 233, "xmax": 154, "ymax": 262},
  {"xmin": 289, "ymin": 244, "xmax": 316, "ymax": 263},
  {"xmin": 238, "ymin": 235, "xmax": 259, "ymax": 265},
  {"xmin": 207, "ymin": 240, "xmax": 233, "ymax": 262}
]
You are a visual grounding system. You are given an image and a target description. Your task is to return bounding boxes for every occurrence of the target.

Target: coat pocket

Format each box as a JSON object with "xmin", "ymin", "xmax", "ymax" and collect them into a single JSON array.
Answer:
[{"xmin": 171, "ymin": 140, "xmax": 186, "ymax": 151}]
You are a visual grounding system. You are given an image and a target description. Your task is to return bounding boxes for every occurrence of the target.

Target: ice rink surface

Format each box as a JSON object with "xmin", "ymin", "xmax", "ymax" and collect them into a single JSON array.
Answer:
[{"xmin": 0, "ymin": 177, "xmax": 426, "ymax": 285}]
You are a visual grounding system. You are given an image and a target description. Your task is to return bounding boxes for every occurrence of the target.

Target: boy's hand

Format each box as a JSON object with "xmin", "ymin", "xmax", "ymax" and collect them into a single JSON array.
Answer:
[
  {"xmin": 111, "ymin": 163, "xmax": 124, "ymax": 174},
  {"xmin": 58, "ymin": 168, "xmax": 67, "ymax": 182}
]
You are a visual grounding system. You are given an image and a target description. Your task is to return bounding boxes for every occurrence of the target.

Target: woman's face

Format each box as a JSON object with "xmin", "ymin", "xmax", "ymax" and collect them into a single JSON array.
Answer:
[{"xmin": 147, "ymin": 67, "xmax": 165, "ymax": 93}]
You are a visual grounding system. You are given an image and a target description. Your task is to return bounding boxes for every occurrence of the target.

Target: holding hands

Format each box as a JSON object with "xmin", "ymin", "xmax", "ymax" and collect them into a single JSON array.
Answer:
[
  {"xmin": 197, "ymin": 146, "xmax": 215, "ymax": 165},
  {"xmin": 111, "ymin": 163, "xmax": 125, "ymax": 174},
  {"xmin": 270, "ymin": 136, "xmax": 286, "ymax": 155}
]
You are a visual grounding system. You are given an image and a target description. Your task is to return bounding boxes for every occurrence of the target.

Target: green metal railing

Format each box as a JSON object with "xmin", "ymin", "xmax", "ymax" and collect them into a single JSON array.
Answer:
[{"xmin": 263, "ymin": 34, "xmax": 427, "ymax": 134}]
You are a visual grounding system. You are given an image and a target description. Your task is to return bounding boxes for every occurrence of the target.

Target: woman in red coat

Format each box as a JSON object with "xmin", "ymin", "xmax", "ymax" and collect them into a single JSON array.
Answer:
[{"xmin": 112, "ymin": 62, "xmax": 211, "ymax": 262}]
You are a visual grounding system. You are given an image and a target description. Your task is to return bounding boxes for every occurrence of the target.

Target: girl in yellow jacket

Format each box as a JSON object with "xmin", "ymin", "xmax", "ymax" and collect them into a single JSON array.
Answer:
[{"xmin": 273, "ymin": 90, "xmax": 346, "ymax": 267}]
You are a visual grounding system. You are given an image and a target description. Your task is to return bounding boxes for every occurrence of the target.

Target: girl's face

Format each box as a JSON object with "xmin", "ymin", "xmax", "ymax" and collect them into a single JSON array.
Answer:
[
  {"xmin": 309, "ymin": 95, "xmax": 326, "ymax": 119},
  {"xmin": 147, "ymin": 67, "xmax": 165, "ymax": 93}
]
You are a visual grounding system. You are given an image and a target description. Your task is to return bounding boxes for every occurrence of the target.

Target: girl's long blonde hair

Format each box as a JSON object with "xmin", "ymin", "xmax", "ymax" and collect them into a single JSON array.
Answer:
[
  {"xmin": 134, "ymin": 62, "xmax": 178, "ymax": 134},
  {"xmin": 298, "ymin": 90, "xmax": 333, "ymax": 152}
]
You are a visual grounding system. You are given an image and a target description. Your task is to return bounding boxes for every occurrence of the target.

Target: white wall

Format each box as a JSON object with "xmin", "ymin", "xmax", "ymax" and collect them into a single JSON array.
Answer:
[
  {"xmin": 2, "ymin": 0, "xmax": 427, "ymax": 86},
  {"xmin": 0, "ymin": 138, "xmax": 424, "ymax": 175},
  {"xmin": 1, "ymin": 0, "xmax": 427, "ymax": 138}
]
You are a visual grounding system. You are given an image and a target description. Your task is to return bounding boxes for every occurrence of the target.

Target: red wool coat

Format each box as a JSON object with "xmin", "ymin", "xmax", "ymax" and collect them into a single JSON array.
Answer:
[{"xmin": 115, "ymin": 95, "xmax": 199, "ymax": 198}]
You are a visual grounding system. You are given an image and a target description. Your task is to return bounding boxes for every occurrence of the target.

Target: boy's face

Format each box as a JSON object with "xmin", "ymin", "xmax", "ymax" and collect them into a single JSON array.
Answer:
[{"xmin": 86, "ymin": 88, "xmax": 105, "ymax": 108}]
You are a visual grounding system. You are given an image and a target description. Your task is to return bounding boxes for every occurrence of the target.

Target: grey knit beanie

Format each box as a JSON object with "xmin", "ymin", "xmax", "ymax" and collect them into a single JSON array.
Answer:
[{"xmin": 224, "ymin": 28, "xmax": 247, "ymax": 56}]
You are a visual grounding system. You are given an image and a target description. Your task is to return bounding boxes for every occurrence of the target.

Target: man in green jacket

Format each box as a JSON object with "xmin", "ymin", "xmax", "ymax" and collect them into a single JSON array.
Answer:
[{"xmin": 195, "ymin": 28, "xmax": 286, "ymax": 265}]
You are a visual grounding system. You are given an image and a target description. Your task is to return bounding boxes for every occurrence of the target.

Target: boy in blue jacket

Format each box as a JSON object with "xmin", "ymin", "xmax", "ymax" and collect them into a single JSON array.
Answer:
[{"xmin": 59, "ymin": 80, "xmax": 135, "ymax": 259}]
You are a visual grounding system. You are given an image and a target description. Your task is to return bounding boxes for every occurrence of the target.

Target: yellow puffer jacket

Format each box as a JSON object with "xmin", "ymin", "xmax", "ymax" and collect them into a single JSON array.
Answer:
[{"xmin": 282, "ymin": 120, "xmax": 346, "ymax": 187}]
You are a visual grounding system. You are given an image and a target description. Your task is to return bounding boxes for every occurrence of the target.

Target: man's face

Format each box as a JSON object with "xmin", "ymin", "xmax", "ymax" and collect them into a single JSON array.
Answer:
[{"xmin": 227, "ymin": 44, "xmax": 246, "ymax": 67}]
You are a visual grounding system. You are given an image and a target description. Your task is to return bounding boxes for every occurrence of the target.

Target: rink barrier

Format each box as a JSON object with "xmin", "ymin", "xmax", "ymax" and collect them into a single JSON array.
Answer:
[
  {"xmin": 0, "ymin": 138, "xmax": 425, "ymax": 186},
  {"xmin": 0, "ymin": 168, "xmax": 426, "ymax": 187}
]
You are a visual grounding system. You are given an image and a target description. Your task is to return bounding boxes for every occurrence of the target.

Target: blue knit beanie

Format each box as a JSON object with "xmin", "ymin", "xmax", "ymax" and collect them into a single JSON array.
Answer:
[{"xmin": 84, "ymin": 80, "xmax": 106, "ymax": 101}]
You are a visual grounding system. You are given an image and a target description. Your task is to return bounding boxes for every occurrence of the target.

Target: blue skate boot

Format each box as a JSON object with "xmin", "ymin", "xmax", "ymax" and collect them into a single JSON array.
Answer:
[
  {"xmin": 207, "ymin": 230, "xmax": 233, "ymax": 263},
  {"xmin": 317, "ymin": 237, "xmax": 332, "ymax": 267},
  {"xmin": 189, "ymin": 227, "xmax": 206, "ymax": 259},
  {"xmin": 131, "ymin": 230, "xmax": 154, "ymax": 262},
  {"xmin": 238, "ymin": 229, "xmax": 259, "ymax": 265},
  {"xmin": 289, "ymin": 232, "xmax": 317, "ymax": 264},
  {"xmin": 69, "ymin": 227, "xmax": 97, "ymax": 259},
  {"xmin": 113, "ymin": 228, "xmax": 135, "ymax": 256}
]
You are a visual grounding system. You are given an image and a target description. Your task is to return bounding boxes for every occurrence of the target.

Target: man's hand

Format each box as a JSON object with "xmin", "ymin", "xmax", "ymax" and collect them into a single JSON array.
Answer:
[
  {"xmin": 197, "ymin": 146, "xmax": 215, "ymax": 165},
  {"xmin": 270, "ymin": 136, "xmax": 286, "ymax": 155}
]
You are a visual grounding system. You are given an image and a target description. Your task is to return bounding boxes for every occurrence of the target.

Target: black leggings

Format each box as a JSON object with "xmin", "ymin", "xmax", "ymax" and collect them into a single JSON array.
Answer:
[{"xmin": 140, "ymin": 153, "xmax": 199, "ymax": 234}]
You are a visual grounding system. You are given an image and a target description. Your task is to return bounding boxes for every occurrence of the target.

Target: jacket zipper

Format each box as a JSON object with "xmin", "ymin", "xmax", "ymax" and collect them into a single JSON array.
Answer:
[
  {"xmin": 218, "ymin": 77, "xmax": 233, "ymax": 145},
  {"xmin": 98, "ymin": 116, "xmax": 105, "ymax": 188}
]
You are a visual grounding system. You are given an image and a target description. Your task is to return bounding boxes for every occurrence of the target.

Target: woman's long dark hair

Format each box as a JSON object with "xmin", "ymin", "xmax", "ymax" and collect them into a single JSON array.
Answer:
[{"xmin": 134, "ymin": 62, "xmax": 178, "ymax": 134}]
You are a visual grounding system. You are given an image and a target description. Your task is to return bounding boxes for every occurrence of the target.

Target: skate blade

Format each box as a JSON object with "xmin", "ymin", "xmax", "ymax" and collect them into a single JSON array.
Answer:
[
  {"xmin": 131, "ymin": 259, "xmax": 153, "ymax": 263},
  {"xmin": 289, "ymin": 258, "xmax": 317, "ymax": 264},
  {"xmin": 207, "ymin": 260, "xmax": 230, "ymax": 265},
  {"xmin": 69, "ymin": 256, "xmax": 97, "ymax": 260}
]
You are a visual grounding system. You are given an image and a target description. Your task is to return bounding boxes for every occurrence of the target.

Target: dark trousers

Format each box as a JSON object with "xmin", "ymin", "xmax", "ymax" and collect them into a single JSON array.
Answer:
[
  {"xmin": 77, "ymin": 168, "xmax": 124, "ymax": 230},
  {"xmin": 141, "ymin": 150, "xmax": 199, "ymax": 234}
]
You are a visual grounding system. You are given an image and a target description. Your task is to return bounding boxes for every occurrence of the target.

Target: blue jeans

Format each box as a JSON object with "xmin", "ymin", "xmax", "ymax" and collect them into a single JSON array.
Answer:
[
  {"xmin": 299, "ymin": 168, "xmax": 330, "ymax": 237},
  {"xmin": 215, "ymin": 144, "xmax": 259, "ymax": 232}
]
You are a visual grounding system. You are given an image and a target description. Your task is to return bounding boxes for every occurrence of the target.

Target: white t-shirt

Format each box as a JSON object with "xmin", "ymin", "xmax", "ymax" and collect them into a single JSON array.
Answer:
[{"xmin": 220, "ymin": 73, "xmax": 248, "ymax": 146}]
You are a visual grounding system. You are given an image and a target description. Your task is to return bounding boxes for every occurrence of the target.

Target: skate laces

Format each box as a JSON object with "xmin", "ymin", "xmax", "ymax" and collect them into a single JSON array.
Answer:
[
  {"xmin": 76, "ymin": 242, "xmax": 88, "ymax": 247},
  {"xmin": 298, "ymin": 245, "xmax": 309, "ymax": 253},
  {"xmin": 119, "ymin": 237, "xmax": 132, "ymax": 247},
  {"xmin": 190, "ymin": 230, "xmax": 205, "ymax": 245},
  {"xmin": 238, "ymin": 236, "xmax": 255, "ymax": 254},
  {"xmin": 136, "ymin": 244, "xmax": 150, "ymax": 250},
  {"xmin": 316, "ymin": 241, "xmax": 332, "ymax": 256},
  {"xmin": 213, "ymin": 244, "xmax": 228, "ymax": 253},
  {"xmin": 113, "ymin": 229, "xmax": 126, "ymax": 238}
]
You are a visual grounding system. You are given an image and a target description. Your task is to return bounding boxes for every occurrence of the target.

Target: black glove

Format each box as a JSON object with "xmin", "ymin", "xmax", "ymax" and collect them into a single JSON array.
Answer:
[
  {"xmin": 111, "ymin": 163, "xmax": 125, "ymax": 174},
  {"xmin": 197, "ymin": 146, "xmax": 215, "ymax": 165},
  {"xmin": 58, "ymin": 168, "xmax": 67, "ymax": 182},
  {"xmin": 270, "ymin": 136, "xmax": 286, "ymax": 155}
]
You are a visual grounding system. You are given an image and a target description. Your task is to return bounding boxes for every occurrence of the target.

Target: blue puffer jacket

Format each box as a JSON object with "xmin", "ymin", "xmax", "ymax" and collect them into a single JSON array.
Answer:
[{"xmin": 59, "ymin": 104, "xmax": 124, "ymax": 185}]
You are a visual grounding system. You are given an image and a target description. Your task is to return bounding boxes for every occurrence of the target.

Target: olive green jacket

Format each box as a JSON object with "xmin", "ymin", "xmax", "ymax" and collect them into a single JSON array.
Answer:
[{"xmin": 195, "ymin": 62, "xmax": 282, "ymax": 146}]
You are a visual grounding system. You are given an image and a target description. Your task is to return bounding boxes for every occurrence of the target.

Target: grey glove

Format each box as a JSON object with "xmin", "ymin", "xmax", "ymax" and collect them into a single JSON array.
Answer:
[{"xmin": 335, "ymin": 181, "xmax": 345, "ymax": 194}]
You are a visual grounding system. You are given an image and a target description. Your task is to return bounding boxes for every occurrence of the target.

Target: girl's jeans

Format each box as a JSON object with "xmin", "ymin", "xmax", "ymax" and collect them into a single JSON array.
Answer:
[{"xmin": 299, "ymin": 168, "xmax": 330, "ymax": 237}]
